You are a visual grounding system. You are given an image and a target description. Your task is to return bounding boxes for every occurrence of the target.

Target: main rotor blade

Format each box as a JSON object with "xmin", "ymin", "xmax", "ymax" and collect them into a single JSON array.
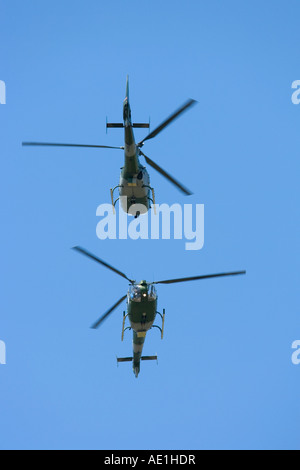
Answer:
[
  {"xmin": 91, "ymin": 294, "xmax": 127, "ymax": 329},
  {"xmin": 72, "ymin": 246, "xmax": 134, "ymax": 284},
  {"xmin": 138, "ymin": 98, "xmax": 197, "ymax": 146},
  {"xmin": 153, "ymin": 271, "xmax": 246, "ymax": 285},
  {"xmin": 140, "ymin": 151, "xmax": 192, "ymax": 196},
  {"xmin": 22, "ymin": 142, "xmax": 124, "ymax": 150}
]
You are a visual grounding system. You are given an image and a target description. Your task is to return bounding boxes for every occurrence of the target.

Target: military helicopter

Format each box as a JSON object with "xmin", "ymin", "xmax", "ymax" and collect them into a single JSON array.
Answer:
[
  {"xmin": 72, "ymin": 246, "xmax": 246, "ymax": 378},
  {"xmin": 22, "ymin": 76, "xmax": 197, "ymax": 217}
]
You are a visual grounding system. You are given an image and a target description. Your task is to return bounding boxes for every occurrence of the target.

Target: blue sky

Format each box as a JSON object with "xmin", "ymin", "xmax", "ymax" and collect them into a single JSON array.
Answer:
[{"xmin": 0, "ymin": 0, "xmax": 299, "ymax": 450}]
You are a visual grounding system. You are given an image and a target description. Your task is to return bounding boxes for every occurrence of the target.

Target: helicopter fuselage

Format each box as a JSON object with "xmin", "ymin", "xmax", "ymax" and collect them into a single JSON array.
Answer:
[
  {"xmin": 106, "ymin": 76, "xmax": 195, "ymax": 217},
  {"xmin": 125, "ymin": 282, "xmax": 158, "ymax": 377},
  {"xmin": 119, "ymin": 167, "xmax": 150, "ymax": 216},
  {"xmin": 118, "ymin": 96, "xmax": 151, "ymax": 216}
]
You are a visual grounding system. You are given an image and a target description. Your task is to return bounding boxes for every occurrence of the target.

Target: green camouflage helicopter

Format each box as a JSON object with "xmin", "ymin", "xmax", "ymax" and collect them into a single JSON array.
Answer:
[
  {"xmin": 73, "ymin": 246, "xmax": 246, "ymax": 378},
  {"xmin": 23, "ymin": 76, "xmax": 197, "ymax": 217}
]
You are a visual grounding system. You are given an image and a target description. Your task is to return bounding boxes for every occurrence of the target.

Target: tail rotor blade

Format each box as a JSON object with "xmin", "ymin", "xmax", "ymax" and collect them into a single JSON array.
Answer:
[
  {"xmin": 140, "ymin": 150, "xmax": 192, "ymax": 196},
  {"xmin": 22, "ymin": 142, "xmax": 124, "ymax": 150},
  {"xmin": 153, "ymin": 271, "xmax": 246, "ymax": 285},
  {"xmin": 72, "ymin": 246, "xmax": 134, "ymax": 284},
  {"xmin": 138, "ymin": 98, "xmax": 197, "ymax": 146},
  {"xmin": 91, "ymin": 294, "xmax": 127, "ymax": 329}
]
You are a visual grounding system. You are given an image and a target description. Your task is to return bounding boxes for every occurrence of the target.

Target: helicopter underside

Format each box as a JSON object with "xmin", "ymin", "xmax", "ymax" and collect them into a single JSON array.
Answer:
[
  {"xmin": 127, "ymin": 296, "xmax": 157, "ymax": 331},
  {"xmin": 125, "ymin": 297, "xmax": 158, "ymax": 377},
  {"xmin": 119, "ymin": 167, "xmax": 152, "ymax": 215}
]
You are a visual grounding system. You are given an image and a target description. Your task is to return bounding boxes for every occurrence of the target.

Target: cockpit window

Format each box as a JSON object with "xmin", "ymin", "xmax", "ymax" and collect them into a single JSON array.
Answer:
[
  {"xmin": 130, "ymin": 286, "xmax": 142, "ymax": 301},
  {"xmin": 129, "ymin": 285, "xmax": 157, "ymax": 301},
  {"xmin": 149, "ymin": 285, "xmax": 157, "ymax": 299}
]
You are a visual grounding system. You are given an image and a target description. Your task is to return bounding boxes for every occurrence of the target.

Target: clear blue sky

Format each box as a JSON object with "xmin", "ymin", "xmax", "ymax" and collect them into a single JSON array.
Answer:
[{"xmin": 0, "ymin": 0, "xmax": 299, "ymax": 450}]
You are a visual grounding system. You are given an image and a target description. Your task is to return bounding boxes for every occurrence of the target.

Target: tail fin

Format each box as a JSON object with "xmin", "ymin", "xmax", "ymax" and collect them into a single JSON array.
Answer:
[
  {"xmin": 123, "ymin": 75, "xmax": 132, "ymax": 125},
  {"xmin": 141, "ymin": 355, "xmax": 158, "ymax": 362},
  {"xmin": 106, "ymin": 122, "xmax": 149, "ymax": 130},
  {"xmin": 125, "ymin": 75, "xmax": 129, "ymax": 100},
  {"xmin": 117, "ymin": 355, "xmax": 158, "ymax": 363},
  {"xmin": 117, "ymin": 357, "xmax": 132, "ymax": 363}
]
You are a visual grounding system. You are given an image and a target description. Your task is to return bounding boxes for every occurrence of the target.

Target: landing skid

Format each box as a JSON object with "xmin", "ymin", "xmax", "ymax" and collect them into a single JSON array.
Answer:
[
  {"xmin": 110, "ymin": 185, "xmax": 123, "ymax": 214},
  {"xmin": 121, "ymin": 311, "xmax": 131, "ymax": 341},
  {"xmin": 151, "ymin": 309, "xmax": 165, "ymax": 339}
]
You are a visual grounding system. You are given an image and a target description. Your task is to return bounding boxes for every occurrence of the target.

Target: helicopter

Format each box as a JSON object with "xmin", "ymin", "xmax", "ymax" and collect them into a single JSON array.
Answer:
[
  {"xmin": 22, "ymin": 76, "xmax": 197, "ymax": 218},
  {"xmin": 72, "ymin": 246, "xmax": 246, "ymax": 378}
]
